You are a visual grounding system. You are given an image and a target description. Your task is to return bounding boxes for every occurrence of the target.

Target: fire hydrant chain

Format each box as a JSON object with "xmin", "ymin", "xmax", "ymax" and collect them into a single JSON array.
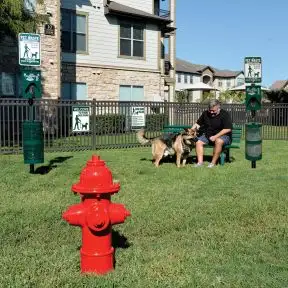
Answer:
[{"xmin": 62, "ymin": 155, "xmax": 131, "ymax": 275}]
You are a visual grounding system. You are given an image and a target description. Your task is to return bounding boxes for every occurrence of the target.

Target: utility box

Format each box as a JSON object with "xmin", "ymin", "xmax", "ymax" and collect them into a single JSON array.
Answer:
[
  {"xmin": 245, "ymin": 122, "xmax": 262, "ymax": 161},
  {"xmin": 23, "ymin": 120, "xmax": 44, "ymax": 164}
]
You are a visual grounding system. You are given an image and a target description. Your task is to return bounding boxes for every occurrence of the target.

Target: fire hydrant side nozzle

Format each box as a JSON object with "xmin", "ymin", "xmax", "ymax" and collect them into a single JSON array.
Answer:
[
  {"xmin": 62, "ymin": 203, "xmax": 85, "ymax": 227},
  {"xmin": 62, "ymin": 155, "xmax": 131, "ymax": 275}
]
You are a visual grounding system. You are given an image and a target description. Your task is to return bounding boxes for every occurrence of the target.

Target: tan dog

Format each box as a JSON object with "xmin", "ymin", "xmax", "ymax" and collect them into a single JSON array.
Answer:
[{"xmin": 136, "ymin": 128, "xmax": 198, "ymax": 167}]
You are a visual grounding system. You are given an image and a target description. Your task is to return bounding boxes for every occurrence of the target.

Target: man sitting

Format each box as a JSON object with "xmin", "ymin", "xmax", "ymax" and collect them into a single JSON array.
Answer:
[{"xmin": 191, "ymin": 99, "xmax": 232, "ymax": 168}]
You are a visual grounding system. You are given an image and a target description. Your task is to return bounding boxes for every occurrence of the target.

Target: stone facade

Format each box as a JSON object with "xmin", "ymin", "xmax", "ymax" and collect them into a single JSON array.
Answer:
[
  {"xmin": 62, "ymin": 63, "xmax": 165, "ymax": 101},
  {"xmin": 37, "ymin": 0, "xmax": 61, "ymax": 98}
]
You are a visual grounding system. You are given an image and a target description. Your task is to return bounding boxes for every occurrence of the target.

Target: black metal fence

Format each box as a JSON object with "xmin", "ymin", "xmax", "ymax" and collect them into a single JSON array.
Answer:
[{"xmin": 0, "ymin": 99, "xmax": 287, "ymax": 154}]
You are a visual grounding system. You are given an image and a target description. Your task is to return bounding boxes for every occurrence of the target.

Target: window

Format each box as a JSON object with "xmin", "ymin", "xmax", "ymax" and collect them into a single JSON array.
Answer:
[
  {"xmin": 218, "ymin": 81, "xmax": 222, "ymax": 87},
  {"xmin": 0, "ymin": 73, "xmax": 16, "ymax": 97},
  {"xmin": 61, "ymin": 82, "xmax": 87, "ymax": 100},
  {"xmin": 177, "ymin": 74, "xmax": 181, "ymax": 83},
  {"xmin": 184, "ymin": 74, "xmax": 187, "ymax": 84},
  {"xmin": 226, "ymin": 80, "xmax": 231, "ymax": 87},
  {"xmin": 237, "ymin": 78, "xmax": 245, "ymax": 87},
  {"xmin": 119, "ymin": 85, "xmax": 144, "ymax": 101},
  {"xmin": 61, "ymin": 9, "xmax": 87, "ymax": 53},
  {"xmin": 120, "ymin": 22, "xmax": 144, "ymax": 58},
  {"xmin": 190, "ymin": 75, "xmax": 193, "ymax": 84}
]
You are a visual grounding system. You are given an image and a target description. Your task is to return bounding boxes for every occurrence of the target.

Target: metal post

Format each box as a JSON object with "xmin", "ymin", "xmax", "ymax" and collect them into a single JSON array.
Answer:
[
  {"xmin": 92, "ymin": 98, "xmax": 96, "ymax": 150},
  {"xmin": 252, "ymin": 161, "xmax": 256, "ymax": 169},
  {"xmin": 28, "ymin": 91, "xmax": 35, "ymax": 174},
  {"xmin": 30, "ymin": 164, "xmax": 35, "ymax": 174}
]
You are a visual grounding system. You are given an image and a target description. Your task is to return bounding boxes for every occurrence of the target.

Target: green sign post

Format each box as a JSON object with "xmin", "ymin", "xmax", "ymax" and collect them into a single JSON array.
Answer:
[
  {"xmin": 244, "ymin": 56, "xmax": 263, "ymax": 169},
  {"xmin": 19, "ymin": 33, "xmax": 43, "ymax": 173}
]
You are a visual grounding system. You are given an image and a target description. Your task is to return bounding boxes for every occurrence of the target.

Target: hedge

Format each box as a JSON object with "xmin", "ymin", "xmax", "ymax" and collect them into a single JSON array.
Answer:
[{"xmin": 88, "ymin": 113, "xmax": 167, "ymax": 134}]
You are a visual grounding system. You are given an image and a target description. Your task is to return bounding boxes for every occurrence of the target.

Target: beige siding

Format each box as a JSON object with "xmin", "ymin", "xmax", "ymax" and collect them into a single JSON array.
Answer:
[{"xmin": 61, "ymin": 1, "xmax": 159, "ymax": 71}]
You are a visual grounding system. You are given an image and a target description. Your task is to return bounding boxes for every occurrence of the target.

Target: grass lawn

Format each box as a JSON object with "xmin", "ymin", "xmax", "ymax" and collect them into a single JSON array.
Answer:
[{"xmin": 0, "ymin": 141, "xmax": 288, "ymax": 287}]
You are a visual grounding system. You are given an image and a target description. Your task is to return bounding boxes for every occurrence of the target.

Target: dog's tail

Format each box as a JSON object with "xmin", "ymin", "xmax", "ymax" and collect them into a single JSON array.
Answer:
[{"xmin": 136, "ymin": 129, "xmax": 152, "ymax": 145}]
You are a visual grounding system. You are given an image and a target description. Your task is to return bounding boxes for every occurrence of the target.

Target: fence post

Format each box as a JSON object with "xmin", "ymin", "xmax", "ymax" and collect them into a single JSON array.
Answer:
[
  {"xmin": 164, "ymin": 100, "xmax": 169, "ymax": 125},
  {"xmin": 92, "ymin": 98, "xmax": 96, "ymax": 150}
]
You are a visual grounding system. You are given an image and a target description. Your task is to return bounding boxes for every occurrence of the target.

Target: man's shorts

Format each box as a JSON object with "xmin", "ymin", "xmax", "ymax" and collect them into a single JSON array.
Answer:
[{"xmin": 197, "ymin": 134, "xmax": 231, "ymax": 146}]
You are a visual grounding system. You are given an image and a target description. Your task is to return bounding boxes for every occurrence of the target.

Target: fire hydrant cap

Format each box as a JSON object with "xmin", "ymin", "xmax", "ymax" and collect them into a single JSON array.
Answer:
[{"xmin": 72, "ymin": 155, "xmax": 120, "ymax": 194}]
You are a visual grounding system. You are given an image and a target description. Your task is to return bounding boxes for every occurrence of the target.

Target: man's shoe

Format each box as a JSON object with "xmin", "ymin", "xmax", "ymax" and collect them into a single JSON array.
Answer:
[
  {"xmin": 207, "ymin": 163, "xmax": 215, "ymax": 168},
  {"xmin": 194, "ymin": 162, "xmax": 204, "ymax": 168}
]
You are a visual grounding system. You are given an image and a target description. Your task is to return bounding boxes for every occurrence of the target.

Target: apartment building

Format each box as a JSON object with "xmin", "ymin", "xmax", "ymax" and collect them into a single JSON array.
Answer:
[
  {"xmin": 175, "ymin": 58, "xmax": 245, "ymax": 102},
  {"xmin": 0, "ymin": 0, "xmax": 176, "ymax": 101}
]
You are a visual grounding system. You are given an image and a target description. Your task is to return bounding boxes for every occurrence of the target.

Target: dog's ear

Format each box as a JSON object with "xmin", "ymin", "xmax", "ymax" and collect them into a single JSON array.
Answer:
[
  {"xmin": 185, "ymin": 128, "xmax": 196, "ymax": 136},
  {"xmin": 182, "ymin": 134, "xmax": 193, "ymax": 140},
  {"xmin": 183, "ymin": 128, "xmax": 193, "ymax": 135}
]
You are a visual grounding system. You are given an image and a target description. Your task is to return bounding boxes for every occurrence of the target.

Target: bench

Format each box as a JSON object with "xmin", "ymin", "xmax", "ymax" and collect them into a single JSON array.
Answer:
[{"xmin": 162, "ymin": 124, "xmax": 242, "ymax": 165}]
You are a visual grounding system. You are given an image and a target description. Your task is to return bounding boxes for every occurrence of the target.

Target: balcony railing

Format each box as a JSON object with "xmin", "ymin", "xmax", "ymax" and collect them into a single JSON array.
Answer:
[{"xmin": 154, "ymin": 8, "xmax": 170, "ymax": 19}]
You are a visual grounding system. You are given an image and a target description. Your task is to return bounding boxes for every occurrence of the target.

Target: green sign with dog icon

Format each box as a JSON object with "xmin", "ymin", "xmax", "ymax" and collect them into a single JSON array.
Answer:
[
  {"xmin": 19, "ymin": 33, "xmax": 41, "ymax": 66},
  {"xmin": 21, "ymin": 70, "xmax": 42, "ymax": 98},
  {"xmin": 72, "ymin": 106, "xmax": 90, "ymax": 132},
  {"xmin": 244, "ymin": 57, "xmax": 262, "ymax": 83}
]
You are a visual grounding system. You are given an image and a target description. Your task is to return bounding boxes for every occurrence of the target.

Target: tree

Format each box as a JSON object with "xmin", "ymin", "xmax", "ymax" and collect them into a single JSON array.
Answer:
[
  {"xmin": 218, "ymin": 90, "xmax": 245, "ymax": 103},
  {"xmin": 175, "ymin": 90, "xmax": 189, "ymax": 103},
  {"xmin": 201, "ymin": 91, "xmax": 215, "ymax": 103},
  {"xmin": 0, "ymin": 0, "xmax": 47, "ymax": 39},
  {"xmin": 265, "ymin": 90, "xmax": 288, "ymax": 103}
]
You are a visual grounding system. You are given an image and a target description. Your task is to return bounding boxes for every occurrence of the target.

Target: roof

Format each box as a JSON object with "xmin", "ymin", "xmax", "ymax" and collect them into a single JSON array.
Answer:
[
  {"xmin": 171, "ymin": 56, "xmax": 243, "ymax": 78},
  {"xmin": 214, "ymin": 68, "xmax": 243, "ymax": 78},
  {"xmin": 271, "ymin": 80, "xmax": 288, "ymax": 90},
  {"xmin": 104, "ymin": 1, "xmax": 172, "ymax": 24},
  {"xmin": 174, "ymin": 58, "xmax": 206, "ymax": 74}
]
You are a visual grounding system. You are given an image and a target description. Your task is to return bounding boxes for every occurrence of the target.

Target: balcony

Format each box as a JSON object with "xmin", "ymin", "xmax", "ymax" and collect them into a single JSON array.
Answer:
[
  {"xmin": 154, "ymin": 8, "xmax": 170, "ymax": 19},
  {"xmin": 105, "ymin": 1, "xmax": 171, "ymax": 25}
]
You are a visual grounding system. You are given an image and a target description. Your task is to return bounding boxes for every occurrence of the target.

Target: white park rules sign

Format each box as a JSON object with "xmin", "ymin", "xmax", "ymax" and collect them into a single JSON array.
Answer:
[
  {"xmin": 244, "ymin": 57, "xmax": 262, "ymax": 83},
  {"xmin": 19, "ymin": 33, "xmax": 41, "ymax": 66},
  {"xmin": 72, "ymin": 106, "xmax": 90, "ymax": 132},
  {"xmin": 131, "ymin": 107, "xmax": 145, "ymax": 127}
]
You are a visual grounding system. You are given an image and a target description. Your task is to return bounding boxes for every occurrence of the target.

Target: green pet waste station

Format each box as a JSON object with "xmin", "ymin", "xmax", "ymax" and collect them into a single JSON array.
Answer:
[
  {"xmin": 245, "ymin": 122, "xmax": 262, "ymax": 169},
  {"xmin": 22, "ymin": 98, "xmax": 44, "ymax": 174}
]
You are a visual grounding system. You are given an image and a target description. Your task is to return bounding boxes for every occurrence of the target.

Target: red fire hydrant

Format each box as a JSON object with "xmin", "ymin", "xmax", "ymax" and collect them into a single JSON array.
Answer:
[{"xmin": 62, "ymin": 155, "xmax": 131, "ymax": 275}]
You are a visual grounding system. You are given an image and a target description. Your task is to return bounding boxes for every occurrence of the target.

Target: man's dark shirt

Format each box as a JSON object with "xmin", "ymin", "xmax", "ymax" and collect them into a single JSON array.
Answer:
[{"xmin": 196, "ymin": 109, "xmax": 233, "ymax": 140}]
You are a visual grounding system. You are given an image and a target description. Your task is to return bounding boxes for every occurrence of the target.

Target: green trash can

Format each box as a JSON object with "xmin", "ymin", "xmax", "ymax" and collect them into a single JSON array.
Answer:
[
  {"xmin": 23, "ymin": 120, "xmax": 44, "ymax": 164},
  {"xmin": 245, "ymin": 122, "xmax": 262, "ymax": 161}
]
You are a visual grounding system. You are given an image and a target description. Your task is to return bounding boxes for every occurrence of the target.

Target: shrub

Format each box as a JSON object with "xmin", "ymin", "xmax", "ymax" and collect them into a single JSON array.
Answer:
[
  {"xmin": 145, "ymin": 114, "xmax": 167, "ymax": 131},
  {"xmin": 90, "ymin": 114, "xmax": 126, "ymax": 134}
]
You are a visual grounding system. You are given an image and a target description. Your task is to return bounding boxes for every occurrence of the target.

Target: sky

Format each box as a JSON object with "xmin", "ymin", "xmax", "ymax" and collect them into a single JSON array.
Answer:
[{"xmin": 174, "ymin": 0, "xmax": 288, "ymax": 86}]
